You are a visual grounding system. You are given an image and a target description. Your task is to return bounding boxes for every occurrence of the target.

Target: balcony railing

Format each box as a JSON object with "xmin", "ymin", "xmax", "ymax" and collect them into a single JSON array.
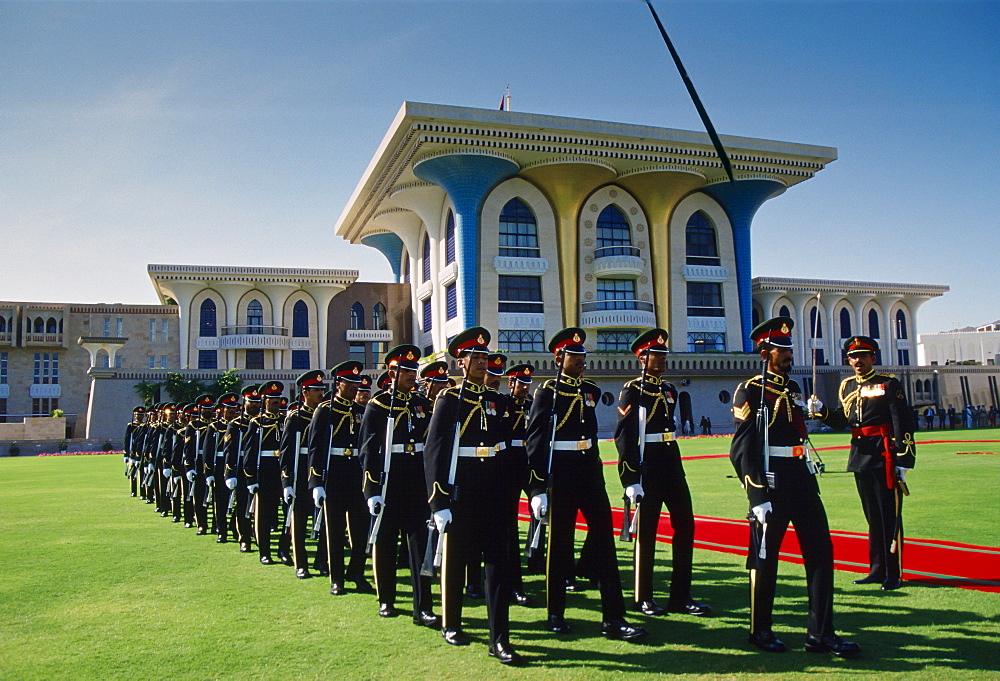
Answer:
[
  {"xmin": 581, "ymin": 300, "xmax": 654, "ymax": 313},
  {"xmin": 594, "ymin": 245, "xmax": 640, "ymax": 259},
  {"xmin": 221, "ymin": 325, "xmax": 288, "ymax": 336},
  {"xmin": 580, "ymin": 300, "xmax": 656, "ymax": 329},
  {"xmin": 24, "ymin": 333, "xmax": 65, "ymax": 346}
]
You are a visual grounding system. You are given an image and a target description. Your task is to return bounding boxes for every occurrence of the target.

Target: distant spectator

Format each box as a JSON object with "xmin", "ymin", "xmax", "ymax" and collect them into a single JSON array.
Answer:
[{"xmin": 923, "ymin": 407, "xmax": 935, "ymax": 431}]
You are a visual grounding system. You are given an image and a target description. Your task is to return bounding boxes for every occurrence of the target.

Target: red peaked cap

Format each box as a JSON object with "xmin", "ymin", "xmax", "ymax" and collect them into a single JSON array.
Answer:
[
  {"xmin": 358, "ymin": 374, "xmax": 373, "ymax": 391},
  {"xmin": 506, "ymin": 363, "xmax": 534, "ymax": 384},
  {"xmin": 549, "ymin": 327, "xmax": 587, "ymax": 355},
  {"xmin": 385, "ymin": 344, "xmax": 421, "ymax": 371},
  {"xmin": 631, "ymin": 328, "xmax": 669, "ymax": 357},
  {"xmin": 845, "ymin": 336, "xmax": 879, "ymax": 355},
  {"xmin": 330, "ymin": 361, "xmax": 364, "ymax": 382},
  {"xmin": 750, "ymin": 317, "xmax": 794, "ymax": 348},
  {"xmin": 420, "ymin": 361, "xmax": 450, "ymax": 382},
  {"xmin": 486, "ymin": 353, "xmax": 507, "ymax": 376},
  {"xmin": 448, "ymin": 327, "xmax": 491, "ymax": 358}
]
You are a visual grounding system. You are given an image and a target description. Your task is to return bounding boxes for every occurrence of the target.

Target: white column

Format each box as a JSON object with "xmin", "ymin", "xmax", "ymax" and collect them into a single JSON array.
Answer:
[
  {"xmin": 213, "ymin": 283, "xmax": 253, "ymax": 370},
  {"xmin": 787, "ymin": 291, "xmax": 815, "ymax": 353},
  {"xmin": 307, "ymin": 284, "xmax": 346, "ymax": 370},
  {"xmin": 155, "ymin": 280, "xmax": 206, "ymax": 370}
]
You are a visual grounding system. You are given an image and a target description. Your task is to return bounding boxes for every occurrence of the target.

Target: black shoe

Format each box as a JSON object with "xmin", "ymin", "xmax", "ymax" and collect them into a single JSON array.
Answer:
[
  {"xmin": 805, "ymin": 634, "xmax": 861, "ymax": 657},
  {"xmin": 488, "ymin": 640, "xmax": 524, "ymax": 666},
  {"xmin": 378, "ymin": 603, "xmax": 398, "ymax": 618},
  {"xmin": 216, "ymin": 536, "xmax": 228, "ymax": 544},
  {"xmin": 465, "ymin": 584, "xmax": 484, "ymax": 599},
  {"xmin": 413, "ymin": 611, "xmax": 441, "ymax": 628},
  {"xmin": 314, "ymin": 565, "xmax": 330, "ymax": 577},
  {"xmin": 881, "ymin": 578, "xmax": 903, "ymax": 591},
  {"xmin": 160, "ymin": 511, "xmax": 169, "ymax": 517},
  {"xmin": 547, "ymin": 614, "xmax": 571, "ymax": 634},
  {"xmin": 853, "ymin": 574, "xmax": 882, "ymax": 585},
  {"xmin": 239, "ymin": 543, "xmax": 252, "ymax": 553},
  {"xmin": 601, "ymin": 618, "xmax": 648, "ymax": 642},
  {"xmin": 748, "ymin": 630, "xmax": 786, "ymax": 653},
  {"xmin": 296, "ymin": 568, "xmax": 312, "ymax": 579},
  {"xmin": 512, "ymin": 591, "xmax": 534, "ymax": 607},
  {"xmin": 130, "ymin": 492, "xmax": 137, "ymax": 497},
  {"xmin": 260, "ymin": 556, "xmax": 276, "ymax": 565},
  {"xmin": 637, "ymin": 600, "xmax": 666, "ymax": 616},
  {"xmin": 330, "ymin": 582, "xmax": 346, "ymax": 596},
  {"xmin": 195, "ymin": 528, "xmax": 207, "ymax": 536},
  {"xmin": 442, "ymin": 628, "xmax": 470, "ymax": 646},
  {"xmin": 279, "ymin": 553, "xmax": 294, "ymax": 566},
  {"xmin": 183, "ymin": 522, "xmax": 193, "ymax": 528},
  {"xmin": 172, "ymin": 517, "xmax": 181, "ymax": 523},
  {"xmin": 668, "ymin": 599, "xmax": 712, "ymax": 617},
  {"xmin": 352, "ymin": 578, "xmax": 375, "ymax": 594},
  {"xmin": 565, "ymin": 577, "xmax": 585, "ymax": 592},
  {"xmin": 145, "ymin": 499, "xmax": 154, "ymax": 504}
]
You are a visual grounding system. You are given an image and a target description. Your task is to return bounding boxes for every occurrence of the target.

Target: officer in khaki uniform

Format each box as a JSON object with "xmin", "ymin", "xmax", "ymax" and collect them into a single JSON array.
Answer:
[{"xmin": 809, "ymin": 336, "xmax": 915, "ymax": 591}]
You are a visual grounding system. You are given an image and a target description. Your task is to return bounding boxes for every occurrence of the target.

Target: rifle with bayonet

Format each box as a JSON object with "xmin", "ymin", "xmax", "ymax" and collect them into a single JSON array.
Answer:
[
  {"xmin": 367, "ymin": 375, "xmax": 397, "ymax": 552},
  {"xmin": 530, "ymin": 368, "xmax": 561, "ymax": 551}
]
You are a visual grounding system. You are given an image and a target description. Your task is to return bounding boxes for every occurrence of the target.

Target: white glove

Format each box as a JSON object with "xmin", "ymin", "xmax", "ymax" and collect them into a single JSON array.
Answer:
[
  {"xmin": 225, "ymin": 477, "xmax": 237, "ymax": 490},
  {"xmin": 433, "ymin": 508, "xmax": 452, "ymax": 533},
  {"xmin": 313, "ymin": 486, "xmax": 326, "ymax": 507},
  {"xmin": 146, "ymin": 464, "xmax": 154, "ymax": 474},
  {"xmin": 806, "ymin": 396, "xmax": 824, "ymax": 415},
  {"xmin": 131, "ymin": 458, "xmax": 140, "ymax": 467},
  {"xmin": 186, "ymin": 470, "xmax": 196, "ymax": 483},
  {"xmin": 205, "ymin": 476, "xmax": 215, "ymax": 486},
  {"xmin": 162, "ymin": 468, "xmax": 171, "ymax": 479},
  {"xmin": 625, "ymin": 483, "xmax": 644, "ymax": 504},
  {"xmin": 530, "ymin": 493, "xmax": 548, "ymax": 521},
  {"xmin": 283, "ymin": 486, "xmax": 294, "ymax": 504},
  {"xmin": 367, "ymin": 495, "xmax": 383, "ymax": 516},
  {"xmin": 751, "ymin": 501, "xmax": 772, "ymax": 524},
  {"xmin": 124, "ymin": 456, "xmax": 130, "ymax": 465},
  {"xmin": 247, "ymin": 483, "xmax": 259, "ymax": 495},
  {"xmin": 896, "ymin": 466, "xmax": 909, "ymax": 482}
]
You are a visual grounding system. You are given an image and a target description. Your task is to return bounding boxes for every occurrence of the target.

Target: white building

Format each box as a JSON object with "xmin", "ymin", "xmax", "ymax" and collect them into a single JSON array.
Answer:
[{"xmin": 919, "ymin": 323, "xmax": 1000, "ymax": 366}]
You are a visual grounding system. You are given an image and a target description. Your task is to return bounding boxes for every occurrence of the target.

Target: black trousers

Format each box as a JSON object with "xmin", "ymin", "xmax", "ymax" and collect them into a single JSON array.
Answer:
[
  {"xmin": 440, "ymin": 456, "xmax": 511, "ymax": 643},
  {"xmin": 632, "ymin": 469, "xmax": 695, "ymax": 607},
  {"xmin": 253, "ymin": 457, "xmax": 289, "ymax": 559},
  {"xmin": 855, "ymin": 468, "xmax": 903, "ymax": 582},
  {"xmin": 748, "ymin": 488, "xmax": 834, "ymax": 638},
  {"xmin": 321, "ymin": 457, "xmax": 368, "ymax": 583},
  {"xmin": 212, "ymin": 458, "xmax": 231, "ymax": 539},
  {"xmin": 191, "ymin": 474, "xmax": 209, "ymax": 531},
  {"xmin": 547, "ymin": 453, "xmax": 626, "ymax": 621},
  {"xmin": 233, "ymin": 471, "xmax": 253, "ymax": 545}
]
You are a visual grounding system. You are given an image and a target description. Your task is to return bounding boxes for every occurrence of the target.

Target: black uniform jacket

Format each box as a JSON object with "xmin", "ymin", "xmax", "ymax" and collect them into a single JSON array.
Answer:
[
  {"xmin": 359, "ymin": 389, "xmax": 432, "ymax": 500},
  {"xmin": 306, "ymin": 396, "xmax": 363, "ymax": 489},
  {"xmin": 279, "ymin": 406, "xmax": 314, "ymax": 488},
  {"xmin": 242, "ymin": 411, "xmax": 283, "ymax": 487},
  {"xmin": 614, "ymin": 375, "xmax": 683, "ymax": 486}
]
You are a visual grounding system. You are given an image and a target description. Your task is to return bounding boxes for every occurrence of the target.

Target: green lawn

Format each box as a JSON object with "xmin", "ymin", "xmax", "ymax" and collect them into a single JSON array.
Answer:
[{"xmin": 1, "ymin": 429, "xmax": 998, "ymax": 680}]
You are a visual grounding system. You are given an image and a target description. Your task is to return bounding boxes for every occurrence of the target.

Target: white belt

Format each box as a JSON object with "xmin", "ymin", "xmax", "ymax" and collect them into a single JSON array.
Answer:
[
  {"xmin": 298, "ymin": 446, "xmax": 309, "ymax": 455},
  {"xmin": 215, "ymin": 453, "xmax": 225, "ymax": 458},
  {"xmin": 260, "ymin": 449, "xmax": 280, "ymax": 457},
  {"xmin": 458, "ymin": 446, "xmax": 496, "ymax": 458},
  {"xmin": 552, "ymin": 439, "xmax": 592, "ymax": 451},
  {"xmin": 767, "ymin": 445, "xmax": 805, "ymax": 458},
  {"xmin": 509, "ymin": 439, "xmax": 524, "ymax": 447},
  {"xmin": 644, "ymin": 432, "xmax": 676, "ymax": 443},
  {"xmin": 330, "ymin": 447, "xmax": 356, "ymax": 457},
  {"xmin": 391, "ymin": 443, "xmax": 424, "ymax": 454}
]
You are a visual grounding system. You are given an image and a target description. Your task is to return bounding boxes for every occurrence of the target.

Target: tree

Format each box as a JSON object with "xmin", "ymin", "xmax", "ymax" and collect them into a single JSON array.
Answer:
[
  {"xmin": 164, "ymin": 373, "xmax": 209, "ymax": 404},
  {"xmin": 133, "ymin": 380, "xmax": 162, "ymax": 406},
  {"xmin": 209, "ymin": 369, "xmax": 243, "ymax": 398}
]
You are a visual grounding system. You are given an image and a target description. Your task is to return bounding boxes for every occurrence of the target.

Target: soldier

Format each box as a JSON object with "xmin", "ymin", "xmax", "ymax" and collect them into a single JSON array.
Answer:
[
  {"xmin": 203, "ymin": 392, "xmax": 240, "ymax": 543},
  {"xmin": 158, "ymin": 404, "xmax": 183, "ymax": 522},
  {"xmin": 244, "ymin": 381, "xmax": 291, "ymax": 566},
  {"xmin": 420, "ymin": 361, "xmax": 451, "ymax": 403},
  {"xmin": 808, "ymin": 336, "xmax": 915, "ymax": 591},
  {"xmin": 183, "ymin": 395, "xmax": 215, "ymax": 535},
  {"xmin": 527, "ymin": 328, "xmax": 647, "ymax": 642},
  {"xmin": 730, "ymin": 317, "xmax": 860, "ymax": 656},
  {"xmin": 355, "ymin": 374, "xmax": 373, "ymax": 407},
  {"xmin": 224, "ymin": 386, "xmax": 260, "ymax": 553},
  {"xmin": 307, "ymin": 361, "xmax": 372, "ymax": 594},
  {"xmin": 615, "ymin": 329, "xmax": 711, "ymax": 617},
  {"xmin": 505, "ymin": 363, "xmax": 536, "ymax": 605},
  {"xmin": 360, "ymin": 345, "xmax": 438, "ymax": 627},
  {"xmin": 281, "ymin": 371, "xmax": 325, "ymax": 579},
  {"xmin": 124, "ymin": 407, "xmax": 144, "ymax": 498},
  {"xmin": 146, "ymin": 404, "xmax": 170, "ymax": 514},
  {"xmin": 172, "ymin": 404, "xmax": 198, "ymax": 528},
  {"xmin": 425, "ymin": 328, "xmax": 521, "ymax": 665}
]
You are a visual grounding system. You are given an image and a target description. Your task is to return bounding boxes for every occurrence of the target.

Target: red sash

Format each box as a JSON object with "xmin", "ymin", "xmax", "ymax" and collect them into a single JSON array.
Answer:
[{"xmin": 852, "ymin": 423, "xmax": 894, "ymax": 489}]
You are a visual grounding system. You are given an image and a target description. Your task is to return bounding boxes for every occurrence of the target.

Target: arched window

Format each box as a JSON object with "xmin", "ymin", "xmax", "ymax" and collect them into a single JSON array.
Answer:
[
  {"xmin": 372, "ymin": 302, "xmax": 387, "ymax": 330},
  {"xmin": 445, "ymin": 212, "xmax": 456, "ymax": 265},
  {"xmin": 350, "ymin": 302, "xmax": 365, "ymax": 330},
  {"xmin": 595, "ymin": 205, "xmax": 633, "ymax": 257},
  {"xmin": 33, "ymin": 318, "xmax": 43, "ymax": 333},
  {"xmin": 402, "ymin": 251, "xmax": 410, "ymax": 284},
  {"xmin": 200, "ymin": 299, "xmax": 217, "ymax": 337},
  {"xmin": 895, "ymin": 309, "xmax": 908, "ymax": 339},
  {"xmin": 498, "ymin": 198, "xmax": 539, "ymax": 258},
  {"xmin": 247, "ymin": 300, "xmax": 263, "ymax": 334},
  {"xmin": 840, "ymin": 308, "xmax": 852, "ymax": 339},
  {"xmin": 292, "ymin": 300, "xmax": 309, "ymax": 338},
  {"xmin": 779, "ymin": 305, "xmax": 791, "ymax": 319},
  {"xmin": 752, "ymin": 306, "xmax": 761, "ymax": 329},
  {"xmin": 685, "ymin": 211, "xmax": 720, "ymax": 266},
  {"xmin": 0, "ymin": 317, "xmax": 6, "ymax": 333},
  {"xmin": 422, "ymin": 235, "xmax": 431, "ymax": 283},
  {"xmin": 46, "ymin": 318, "xmax": 57, "ymax": 334},
  {"xmin": 809, "ymin": 307, "xmax": 823, "ymax": 338},
  {"xmin": 869, "ymin": 309, "xmax": 880, "ymax": 338}
]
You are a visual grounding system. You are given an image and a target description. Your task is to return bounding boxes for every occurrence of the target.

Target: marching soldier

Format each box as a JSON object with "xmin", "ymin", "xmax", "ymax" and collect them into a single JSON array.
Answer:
[
  {"xmin": 730, "ymin": 317, "xmax": 860, "ymax": 656},
  {"xmin": 244, "ymin": 381, "xmax": 291, "ymax": 566},
  {"xmin": 504, "ymin": 363, "xmax": 536, "ymax": 605},
  {"xmin": 124, "ymin": 407, "xmax": 144, "ymax": 498},
  {"xmin": 527, "ymin": 328, "xmax": 647, "ymax": 642},
  {"xmin": 182, "ymin": 396, "xmax": 215, "ymax": 535},
  {"xmin": 280, "ymin": 371, "xmax": 325, "ymax": 579},
  {"xmin": 172, "ymin": 404, "xmax": 197, "ymax": 528},
  {"xmin": 424, "ymin": 328, "xmax": 520, "ymax": 665},
  {"xmin": 224, "ymin": 386, "xmax": 261, "ymax": 553},
  {"xmin": 204, "ymin": 392, "xmax": 240, "ymax": 543},
  {"xmin": 360, "ymin": 345, "xmax": 438, "ymax": 626},
  {"xmin": 146, "ymin": 404, "xmax": 171, "ymax": 515},
  {"xmin": 808, "ymin": 336, "xmax": 915, "ymax": 591},
  {"xmin": 158, "ymin": 404, "xmax": 183, "ymax": 522},
  {"xmin": 420, "ymin": 361, "xmax": 451, "ymax": 403},
  {"xmin": 615, "ymin": 329, "xmax": 710, "ymax": 617},
  {"xmin": 356, "ymin": 374, "xmax": 373, "ymax": 407},
  {"xmin": 307, "ymin": 361, "xmax": 372, "ymax": 594}
]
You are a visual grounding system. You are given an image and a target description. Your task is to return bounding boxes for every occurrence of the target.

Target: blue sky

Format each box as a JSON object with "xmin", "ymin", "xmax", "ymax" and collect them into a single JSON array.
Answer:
[{"xmin": 1, "ymin": 0, "xmax": 997, "ymax": 335}]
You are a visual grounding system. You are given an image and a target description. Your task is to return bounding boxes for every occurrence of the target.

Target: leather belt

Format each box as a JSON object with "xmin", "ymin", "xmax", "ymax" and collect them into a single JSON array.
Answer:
[
  {"xmin": 330, "ymin": 447, "xmax": 356, "ymax": 457},
  {"xmin": 767, "ymin": 445, "xmax": 805, "ymax": 458},
  {"xmin": 391, "ymin": 443, "xmax": 423, "ymax": 454},
  {"xmin": 644, "ymin": 432, "xmax": 676, "ymax": 443},
  {"xmin": 458, "ymin": 446, "xmax": 496, "ymax": 458},
  {"xmin": 852, "ymin": 423, "xmax": 895, "ymax": 489},
  {"xmin": 552, "ymin": 439, "xmax": 592, "ymax": 451}
]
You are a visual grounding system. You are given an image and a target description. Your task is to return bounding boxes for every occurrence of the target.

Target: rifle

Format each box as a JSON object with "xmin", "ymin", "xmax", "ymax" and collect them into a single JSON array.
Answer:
[
  {"xmin": 431, "ymin": 377, "xmax": 468, "ymax": 567},
  {"xmin": 311, "ymin": 410, "xmax": 335, "ymax": 541},
  {"xmin": 420, "ymin": 519, "xmax": 437, "ymax": 577},
  {"xmin": 284, "ymin": 431, "xmax": 302, "ymax": 530},
  {"xmin": 368, "ymin": 374, "xmax": 397, "ymax": 551},
  {"xmin": 530, "ymin": 367, "xmax": 562, "ymax": 551},
  {"xmin": 245, "ymin": 418, "xmax": 264, "ymax": 520},
  {"xmin": 757, "ymin": 358, "xmax": 774, "ymax": 490}
]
